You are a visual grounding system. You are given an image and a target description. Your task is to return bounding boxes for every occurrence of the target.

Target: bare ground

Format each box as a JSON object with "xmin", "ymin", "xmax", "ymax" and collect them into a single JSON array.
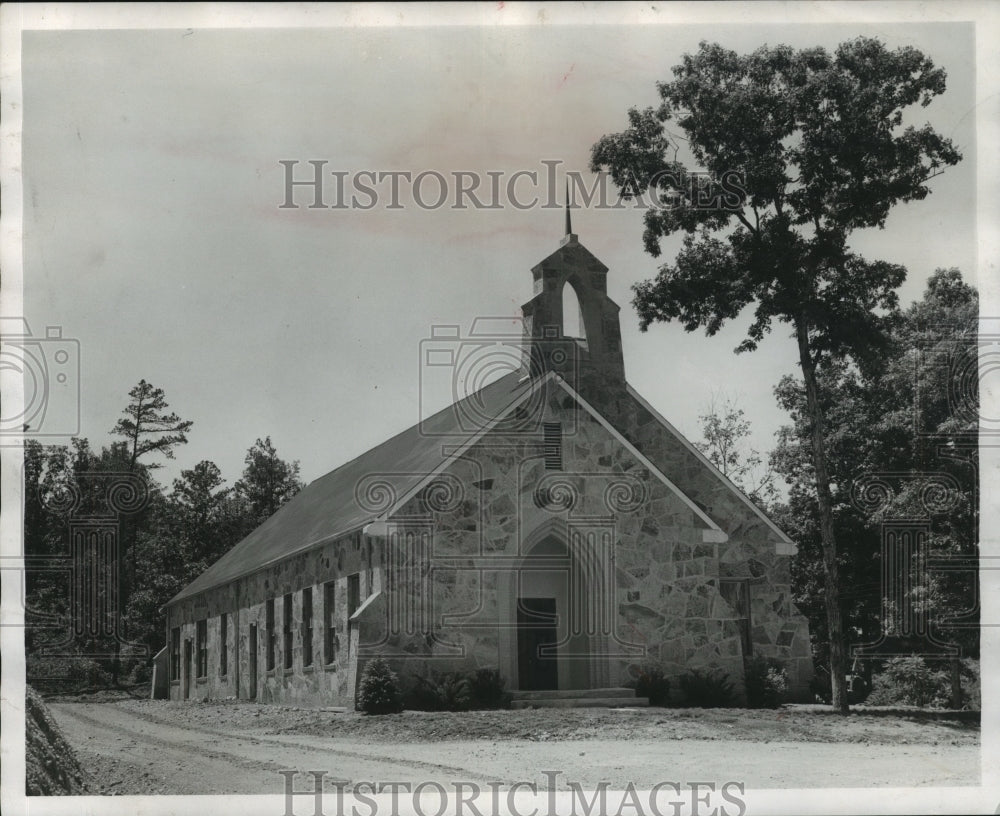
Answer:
[{"xmin": 47, "ymin": 699, "xmax": 980, "ymax": 795}]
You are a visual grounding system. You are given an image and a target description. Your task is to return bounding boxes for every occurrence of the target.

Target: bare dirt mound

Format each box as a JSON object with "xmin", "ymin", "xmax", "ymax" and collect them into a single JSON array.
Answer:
[{"xmin": 25, "ymin": 686, "xmax": 92, "ymax": 795}]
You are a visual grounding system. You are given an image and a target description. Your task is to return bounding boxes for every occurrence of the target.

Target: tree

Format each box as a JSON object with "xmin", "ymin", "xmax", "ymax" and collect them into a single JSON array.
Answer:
[
  {"xmin": 695, "ymin": 393, "xmax": 777, "ymax": 508},
  {"xmin": 111, "ymin": 379, "xmax": 193, "ymax": 471},
  {"xmin": 108, "ymin": 379, "xmax": 190, "ymax": 681},
  {"xmin": 591, "ymin": 38, "xmax": 961, "ymax": 711},
  {"xmin": 234, "ymin": 437, "xmax": 303, "ymax": 529},
  {"xmin": 771, "ymin": 269, "xmax": 978, "ymax": 698}
]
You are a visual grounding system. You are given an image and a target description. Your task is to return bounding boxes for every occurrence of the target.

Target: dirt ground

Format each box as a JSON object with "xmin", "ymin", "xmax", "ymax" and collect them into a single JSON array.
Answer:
[{"xmin": 47, "ymin": 699, "xmax": 980, "ymax": 795}]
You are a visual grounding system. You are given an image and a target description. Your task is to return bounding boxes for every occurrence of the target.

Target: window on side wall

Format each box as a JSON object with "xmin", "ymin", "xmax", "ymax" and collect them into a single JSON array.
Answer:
[
  {"xmin": 302, "ymin": 587, "xmax": 313, "ymax": 668},
  {"xmin": 196, "ymin": 619, "xmax": 208, "ymax": 678},
  {"xmin": 323, "ymin": 581, "xmax": 337, "ymax": 665},
  {"xmin": 266, "ymin": 599, "xmax": 276, "ymax": 671},
  {"xmin": 170, "ymin": 627, "xmax": 180, "ymax": 681},
  {"xmin": 283, "ymin": 593, "xmax": 293, "ymax": 670},
  {"xmin": 220, "ymin": 613, "xmax": 228, "ymax": 677},
  {"xmin": 719, "ymin": 579, "xmax": 753, "ymax": 658}
]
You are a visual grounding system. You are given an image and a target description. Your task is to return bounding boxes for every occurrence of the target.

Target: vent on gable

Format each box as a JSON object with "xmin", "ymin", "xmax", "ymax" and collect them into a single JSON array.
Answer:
[{"xmin": 543, "ymin": 422, "xmax": 562, "ymax": 470}]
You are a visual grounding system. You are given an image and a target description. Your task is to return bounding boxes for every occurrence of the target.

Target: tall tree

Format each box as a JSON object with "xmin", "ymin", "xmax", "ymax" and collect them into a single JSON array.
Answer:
[
  {"xmin": 111, "ymin": 379, "xmax": 193, "ymax": 471},
  {"xmin": 591, "ymin": 38, "xmax": 961, "ymax": 711},
  {"xmin": 771, "ymin": 269, "xmax": 978, "ymax": 698},
  {"xmin": 234, "ymin": 437, "xmax": 303, "ymax": 529},
  {"xmin": 109, "ymin": 379, "xmax": 189, "ymax": 682}
]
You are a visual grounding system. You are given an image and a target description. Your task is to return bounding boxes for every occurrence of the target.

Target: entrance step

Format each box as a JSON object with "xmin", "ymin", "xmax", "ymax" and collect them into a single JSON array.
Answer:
[{"xmin": 509, "ymin": 687, "xmax": 648, "ymax": 709}]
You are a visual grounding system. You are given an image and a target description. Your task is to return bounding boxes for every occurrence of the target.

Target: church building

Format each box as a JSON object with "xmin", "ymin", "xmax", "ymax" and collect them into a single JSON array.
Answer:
[{"xmin": 162, "ymin": 217, "xmax": 813, "ymax": 706}]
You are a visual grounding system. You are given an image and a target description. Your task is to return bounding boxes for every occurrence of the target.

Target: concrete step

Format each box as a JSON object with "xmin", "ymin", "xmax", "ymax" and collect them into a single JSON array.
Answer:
[
  {"xmin": 509, "ymin": 687, "xmax": 637, "ymax": 701},
  {"xmin": 511, "ymin": 695, "xmax": 649, "ymax": 710}
]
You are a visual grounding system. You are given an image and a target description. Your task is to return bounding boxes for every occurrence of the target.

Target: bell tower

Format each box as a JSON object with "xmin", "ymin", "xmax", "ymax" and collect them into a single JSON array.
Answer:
[{"xmin": 520, "ymin": 201, "xmax": 625, "ymax": 394}]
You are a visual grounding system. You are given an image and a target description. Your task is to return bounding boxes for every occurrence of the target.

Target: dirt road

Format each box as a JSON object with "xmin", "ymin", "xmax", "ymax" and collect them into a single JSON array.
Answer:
[{"xmin": 49, "ymin": 701, "xmax": 979, "ymax": 795}]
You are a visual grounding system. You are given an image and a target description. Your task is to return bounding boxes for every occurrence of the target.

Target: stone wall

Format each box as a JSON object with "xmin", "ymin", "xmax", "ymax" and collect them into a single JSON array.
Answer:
[
  {"xmin": 165, "ymin": 530, "xmax": 374, "ymax": 705},
  {"xmin": 585, "ymin": 385, "xmax": 814, "ymax": 698},
  {"xmin": 166, "ymin": 376, "xmax": 812, "ymax": 706},
  {"xmin": 363, "ymin": 378, "xmax": 811, "ymax": 702}
]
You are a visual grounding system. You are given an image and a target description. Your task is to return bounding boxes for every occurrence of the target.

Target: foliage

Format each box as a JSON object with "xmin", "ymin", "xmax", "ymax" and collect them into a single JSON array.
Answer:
[
  {"xmin": 771, "ymin": 269, "xmax": 979, "ymax": 669},
  {"xmin": 591, "ymin": 36, "xmax": 962, "ymax": 712},
  {"xmin": 404, "ymin": 668, "xmax": 511, "ymax": 711},
  {"xmin": 466, "ymin": 668, "xmax": 512, "ymax": 710},
  {"xmin": 110, "ymin": 379, "xmax": 193, "ymax": 470},
  {"xmin": 634, "ymin": 664, "xmax": 672, "ymax": 706},
  {"xmin": 24, "ymin": 385, "xmax": 307, "ymax": 692},
  {"xmin": 358, "ymin": 658, "xmax": 404, "ymax": 715},
  {"xmin": 678, "ymin": 668, "xmax": 735, "ymax": 708},
  {"xmin": 865, "ymin": 657, "xmax": 950, "ymax": 708},
  {"xmin": 234, "ymin": 436, "xmax": 304, "ymax": 527},
  {"xmin": 405, "ymin": 671, "xmax": 472, "ymax": 712},
  {"xmin": 863, "ymin": 657, "xmax": 979, "ymax": 710},
  {"xmin": 959, "ymin": 658, "xmax": 980, "ymax": 711},
  {"xmin": 744, "ymin": 655, "xmax": 789, "ymax": 708},
  {"xmin": 695, "ymin": 393, "xmax": 777, "ymax": 508},
  {"xmin": 26, "ymin": 655, "xmax": 112, "ymax": 692}
]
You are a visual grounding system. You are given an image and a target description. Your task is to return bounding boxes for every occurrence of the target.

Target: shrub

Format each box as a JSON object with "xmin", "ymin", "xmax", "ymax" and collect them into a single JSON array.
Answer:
[
  {"xmin": 436, "ymin": 672, "xmax": 472, "ymax": 711},
  {"xmin": 865, "ymin": 657, "xmax": 950, "ymax": 708},
  {"xmin": 679, "ymin": 668, "xmax": 734, "ymax": 708},
  {"xmin": 402, "ymin": 675, "xmax": 444, "ymax": 711},
  {"xmin": 634, "ymin": 664, "xmax": 671, "ymax": 707},
  {"xmin": 357, "ymin": 658, "xmax": 403, "ymax": 715},
  {"xmin": 744, "ymin": 655, "xmax": 788, "ymax": 709},
  {"xmin": 467, "ymin": 668, "xmax": 511, "ymax": 710},
  {"xmin": 960, "ymin": 658, "xmax": 980, "ymax": 710},
  {"xmin": 405, "ymin": 671, "xmax": 472, "ymax": 711},
  {"xmin": 26, "ymin": 656, "xmax": 112, "ymax": 693}
]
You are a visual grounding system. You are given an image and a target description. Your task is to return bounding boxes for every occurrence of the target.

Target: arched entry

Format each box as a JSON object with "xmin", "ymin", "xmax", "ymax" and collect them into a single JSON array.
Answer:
[{"xmin": 500, "ymin": 521, "xmax": 608, "ymax": 691}]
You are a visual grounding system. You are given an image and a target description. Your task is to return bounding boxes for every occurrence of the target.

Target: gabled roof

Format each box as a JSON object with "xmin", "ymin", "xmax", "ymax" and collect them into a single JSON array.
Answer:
[
  {"xmin": 625, "ymin": 384, "xmax": 796, "ymax": 553},
  {"xmin": 166, "ymin": 371, "xmax": 538, "ymax": 605},
  {"xmin": 167, "ymin": 370, "xmax": 791, "ymax": 607}
]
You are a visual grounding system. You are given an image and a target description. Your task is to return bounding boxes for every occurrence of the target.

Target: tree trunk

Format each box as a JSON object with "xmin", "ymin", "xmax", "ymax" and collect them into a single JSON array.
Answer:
[{"xmin": 795, "ymin": 317, "xmax": 850, "ymax": 713}]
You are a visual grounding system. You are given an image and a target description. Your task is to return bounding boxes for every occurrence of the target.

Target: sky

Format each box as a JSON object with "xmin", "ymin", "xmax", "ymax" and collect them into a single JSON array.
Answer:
[{"xmin": 17, "ymin": 16, "xmax": 979, "ymax": 492}]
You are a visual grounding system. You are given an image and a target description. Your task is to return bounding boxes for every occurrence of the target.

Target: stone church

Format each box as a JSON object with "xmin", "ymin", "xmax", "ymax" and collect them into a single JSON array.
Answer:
[{"xmin": 162, "ymin": 218, "xmax": 813, "ymax": 706}]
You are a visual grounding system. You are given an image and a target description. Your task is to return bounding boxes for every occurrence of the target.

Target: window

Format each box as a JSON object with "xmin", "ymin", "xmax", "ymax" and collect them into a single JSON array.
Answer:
[
  {"xmin": 324, "ymin": 581, "xmax": 337, "ymax": 664},
  {"xmin": 543, "ymin": 422, "xmax": 562, "ymax": 470},
  {"xmin": 170, "ymin": 627, "xmax": 180, "ymax": 681},
  {"xmin": 719, "ymin": 579, "xmax": 752, "ymax": 658},
  {"xmin": 266, "ymin": 599, "xmax": 276, "ymax": 671},
  {"xmin": 283, "ymin": 593, "xmax": 293, "ymax": 670},
  {"xmin": 347, "ymin": 573, "xmax": 361, "ymax": 619},
  {"xmin": 196, "ymin": 620, "xmax": 208, "ymax": 678},
  {"xmin": 220, "ymin": 613, "xmax": 228, "ymax": 677},
  {"xmin": 302, "ymin": 588, "xmax": 313, "ymax": 668},
  {"xmin": 347, "ymin": 574, "xmax": 361, "ymax": 657}
]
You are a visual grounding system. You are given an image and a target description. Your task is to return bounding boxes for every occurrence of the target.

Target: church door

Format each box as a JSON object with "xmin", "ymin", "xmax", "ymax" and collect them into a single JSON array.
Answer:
[{"xmin": 517, "ymin": 597, "xmax": 559, "ymax": 690}]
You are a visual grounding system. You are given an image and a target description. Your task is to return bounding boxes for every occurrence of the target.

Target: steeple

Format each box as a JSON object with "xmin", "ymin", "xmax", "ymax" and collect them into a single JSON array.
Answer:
[
  {"xmin": 561, "ymin": 181, "xmax": 577, "ymax": 247},
  {"xmin": 519, "ymin": 202, "xmax": 625, "ymax": 390}
]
